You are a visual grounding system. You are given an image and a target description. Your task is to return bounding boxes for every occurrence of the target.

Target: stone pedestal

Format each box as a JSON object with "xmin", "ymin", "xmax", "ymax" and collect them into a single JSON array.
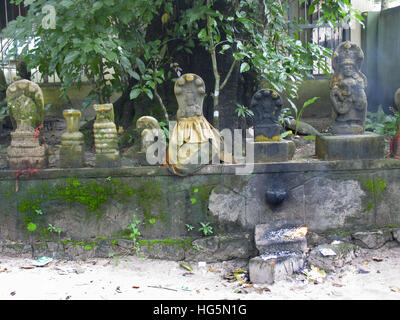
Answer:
[
  {"xmin": 93, "ymin": 104, "xmax": 120, "ymax": 168},
  {"xmin": 7, "ymin": 120, "xmax": 47, "ymax": 169},
  {"xmin": 249, "ymin": 253, "xmax": 304, "ymax": 285},
  {"xmin": 249, "ymin": 222, "xmax": 308, "ymax": 284},
  {"xmin": 254, "ymin": 124, "xmax": 281, "ymax": 141},
  {"xmin": 59, "ymin": 109, "xmax": 84, "ymax": 168},
  {"xmin": 250, "ymin": 140, "xmax": 295, "ymax": 163},
  {"xmin": 6, "ymin": 79, "xmax": 48, "ymax": 169},
  {"xmin": 315, "ymin": 132, "xmax": 385, "ymax": 160}
]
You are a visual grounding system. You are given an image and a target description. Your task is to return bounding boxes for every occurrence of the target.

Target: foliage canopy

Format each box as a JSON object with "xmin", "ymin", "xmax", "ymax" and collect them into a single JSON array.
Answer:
[{"xmin": 3, "ymin": 0, "xmax": 362, "ymax": 125}]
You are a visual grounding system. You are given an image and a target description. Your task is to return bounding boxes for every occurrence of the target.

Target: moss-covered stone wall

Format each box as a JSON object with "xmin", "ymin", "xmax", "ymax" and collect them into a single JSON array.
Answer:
[{"xmin": 1, "ymin": 160, "xmax": 400, "ymax": 261}]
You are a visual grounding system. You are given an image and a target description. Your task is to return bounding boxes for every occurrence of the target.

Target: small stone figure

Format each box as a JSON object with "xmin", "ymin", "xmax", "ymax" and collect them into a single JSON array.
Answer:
[
  {"xmin": 250, "ymin": 88, "xmax": 283, "ymax": 141},
  {"xmin": 167, "ymin": 73, "xmax": 233, "ymax": 176},
  {"xmin": 136, "ymin": 116, "xmax": 162, "ymax": 153},
  {"xmin": 135, "ymin": 116, "xmax": 163, "ymax": 165},
  {"xmin": 330, "ymin": 41, "xmax": 368, "ymax": 135},
  {"xmin": 248, "ymin": 88, "xmax": 295, "ymax": 163},
  {"xmin": 93, "ymin": 103, "xmax": 120, "ymax": 167},
  {"xmin": 6, "ymin": 80, "xmax": 47, "ymax": 169},
  {"xmin": 60, "ymin": 109, "xmax": 84, "ymax": 168}
]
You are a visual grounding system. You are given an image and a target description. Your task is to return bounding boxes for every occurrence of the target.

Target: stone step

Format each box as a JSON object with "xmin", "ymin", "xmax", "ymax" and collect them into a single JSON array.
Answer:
[
  {"xmin": 249, "ymin": 251, "xmax": 304, "ymax": 284},
  {"xmin": 254, "ymin": 222, "xmax": 308, "ymax": 254},
  {"xmin": 249, "ymin": 222, "xmax": 308, "ymax": 284}
]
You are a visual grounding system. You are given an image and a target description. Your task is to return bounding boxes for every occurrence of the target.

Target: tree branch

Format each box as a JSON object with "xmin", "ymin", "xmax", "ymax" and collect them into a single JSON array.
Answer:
[
  {"xmin": 207, "ymin": 0, "xmax": 220, "ymax": 129},
  {"xmin": 154, "ymin": 86, "xmax": 169, "ymax": 123},
  {"xmin": 220, "ymin": 59, "xmax": 238, "ymax": 91}
]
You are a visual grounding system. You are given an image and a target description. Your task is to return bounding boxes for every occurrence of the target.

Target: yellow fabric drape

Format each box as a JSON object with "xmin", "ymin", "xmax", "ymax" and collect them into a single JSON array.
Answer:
[{"xmin": 167, "ymin": 116, "xmax": 234, "ymax": 176}]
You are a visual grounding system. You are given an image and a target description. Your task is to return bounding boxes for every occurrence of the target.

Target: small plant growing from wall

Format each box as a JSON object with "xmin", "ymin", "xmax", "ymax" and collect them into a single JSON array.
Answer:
[
  {"xmin": 199, "ymin": 222, "xmax": 213, "ymax": 236},
  {"xmin": 127, "ymin": 213, "xmax": 142, "ymax": 255},
  {"xmin": 47, "ymin": 224, "xmax": 62, "ymax": 237}
]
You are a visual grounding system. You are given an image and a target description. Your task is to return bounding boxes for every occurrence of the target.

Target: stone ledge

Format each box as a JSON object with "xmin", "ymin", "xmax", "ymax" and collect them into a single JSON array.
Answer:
[{"xmin": 0, "ymin": 158, "xmax": 399, "ymax": 180}]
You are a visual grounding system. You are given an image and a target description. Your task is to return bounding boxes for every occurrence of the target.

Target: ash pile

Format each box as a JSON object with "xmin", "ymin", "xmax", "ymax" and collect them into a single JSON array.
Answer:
[{"xmin": 249, "ymin": 221, "xmax": 308, "ymax": 284}]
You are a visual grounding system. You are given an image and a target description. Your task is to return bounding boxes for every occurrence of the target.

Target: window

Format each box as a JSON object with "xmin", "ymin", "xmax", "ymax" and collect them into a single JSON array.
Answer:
[
  {"xmin": 0, "ymin": 0, "xmax": 27, "ymax": 30},
  {"xmin": 289, "ymin": 0, "xmax": 350, "ymax": 76},
  {"xmin": 1, "ymin": 1, "xmax": 28, "ymax": 82}
]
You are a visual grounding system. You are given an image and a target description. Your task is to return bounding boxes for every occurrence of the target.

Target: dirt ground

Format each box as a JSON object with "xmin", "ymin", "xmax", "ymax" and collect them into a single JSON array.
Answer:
[{"xmin": 0, "ymin": 244, "xmax": 400, "ymax": 301}]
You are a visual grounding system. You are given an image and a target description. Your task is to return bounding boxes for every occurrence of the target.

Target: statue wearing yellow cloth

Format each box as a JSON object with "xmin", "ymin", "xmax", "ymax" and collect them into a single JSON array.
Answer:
[{"xmin": 167, "ymin": 73, "xmax": 234, "ymax": 176}]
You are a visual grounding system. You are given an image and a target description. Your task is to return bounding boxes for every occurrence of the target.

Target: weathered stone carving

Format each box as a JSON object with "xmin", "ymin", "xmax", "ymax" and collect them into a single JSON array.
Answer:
[
  {"xmin": 316, "ymin": 41, "xmax": 385, "ymax": 161},
  {"xmin": 6, "ymin": 79, "xmax": 44, "ymax": 130},
  {"xmin": 60, "ymin": 109, "xmax": 84, "ymax": 168},
  {"xmin": 248, "ymin": 88, "xmax": 295, "ymax": 163},
  {"xmin": 93, "ymin": 103, "xmax": 120, "ymax": 167},
  {"xmin": 250, "ymin": 88, "xmax": 282, "ymax": 141},
  {"xmin": 168, "ymin": 73, "xmax": 233, "ymax": 176},
  {"xmin": 136, "ymin": 116, "xmax": 161, "ymax": 153},
  {"xmin": 394, "ymin": 88, "xmax": 400, "ymax": 110},
  {"xmin": 6, "ymin": 80, "xmax": 47, "ymax": 169},
  {"xmin": 330, "ymin": 41, "xmax": 367, "ymax": 135},
  {"xmin": 135, "ymin": 116, "xmax": 163, "ymax": 165}
]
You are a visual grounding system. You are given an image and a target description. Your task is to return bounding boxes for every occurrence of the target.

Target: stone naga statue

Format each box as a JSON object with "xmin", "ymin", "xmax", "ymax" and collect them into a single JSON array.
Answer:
[
  {"xmin": 6, "ymin": 79, "xmax": 47, "ymax": 169},
  {"xmin": 167, "ymin": 73, "xmax": 233, "ymax": 176},
  {"xmin": 250, "ymin": 88, "xmax": 283, "ymax": 141},
  {"xmin": 6, "ymin": 79, "xmax": 44, "ymax": 130},
  {"xmin": 330, "ymin": 41, "xmax": 368, "ymax": 135}
]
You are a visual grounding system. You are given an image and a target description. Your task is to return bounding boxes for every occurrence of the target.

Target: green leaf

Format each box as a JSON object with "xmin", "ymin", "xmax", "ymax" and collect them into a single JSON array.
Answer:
[
  {"xmin": 280, "ymin": 131, "xmax": 292, "ymax": 139},
  {"xmin": 288, "ymin": 99, "xmax": 298, "ymax": 114},
  {"xmin": 64, "ymin": 51, "xmax": 80, "ymax": 64},
  {"xmin": 240, "ymin": 62, "xmax": 250, "ymax": 73},
  {"xmin": 143, "ymin": 88, "xmax": 153, "ymax": 100},
  {"xmin": 303, "ymin": 96, "xmax": 319, "ymax": 108},
  {"xmin": 106, "ymin": 51, "xmax": 118, "ymax": 62},
  {"xmin": 146, "ymin": 80, "xmax": 156, "ymax": 90},
  {"xmin": 130, "ymin": 88, "xmax": 141, "ymax": 100},
  {"xmin": 160, "ymin": 44, "xmax": 167, "ymax": 58},
  {"xmin": 128, "ymin": 70, "xmax": 140, "ymax": 81},
  {"xmin": 92, "ymin": 2, "xmax": 103, "ymax": 11},
  {"xmin": 149, "ymin": 217, "xmax": 156, "ymax": 224},
  {"xmin": 27, "ymin": 222, "xmax": 37, "ymax": 232},
  {"xmin": 190, "ymin": 198, "xmax": 197, "ymax": 204},
  {"xmin": 136, "ymin": 58, "xmax": 146, "ymax": 74},
  {"xmin": 198, "ymin": 28, "xmax": 207, "ymax": 40},
  {"xmin": 60, "ymin": 0, "xmax": 74, "ymax": 8}
]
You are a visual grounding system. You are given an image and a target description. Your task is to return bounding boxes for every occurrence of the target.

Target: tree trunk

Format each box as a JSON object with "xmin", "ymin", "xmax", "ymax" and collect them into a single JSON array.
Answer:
[{"xmin": 113, "ymin": 87, "xmax": 135, "ymax": 130}]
